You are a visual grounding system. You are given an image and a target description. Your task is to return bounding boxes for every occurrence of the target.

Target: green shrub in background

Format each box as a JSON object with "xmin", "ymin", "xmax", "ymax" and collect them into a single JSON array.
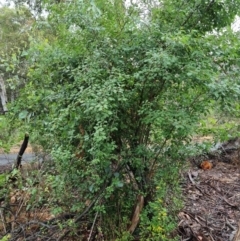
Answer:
[
  {"xmin": 0, "ymin": 116, "xmax": 14, "ymax": 152},
  {"xmin": 0, "ymin": 114, "xmax": 29, "ymax": 152},
  {"xmin": 8, "ymin": 0, "xmax": 240, "ymax": 239}
]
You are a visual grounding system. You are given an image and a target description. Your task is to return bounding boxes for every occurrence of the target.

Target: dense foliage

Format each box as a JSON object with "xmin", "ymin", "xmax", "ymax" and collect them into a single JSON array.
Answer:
[{"xmin": 3, "ymin": 0, "xmax": 240, "ymax": 239}]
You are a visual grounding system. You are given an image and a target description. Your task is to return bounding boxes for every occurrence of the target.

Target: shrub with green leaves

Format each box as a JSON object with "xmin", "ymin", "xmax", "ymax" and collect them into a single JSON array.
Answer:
[
  {"xmin": 10, "ymin": 0, "xmax": 240, "ymax": 239},
  {"xmin": 0, "ymin": 116, "xmax": 18, "ymax": 152}
]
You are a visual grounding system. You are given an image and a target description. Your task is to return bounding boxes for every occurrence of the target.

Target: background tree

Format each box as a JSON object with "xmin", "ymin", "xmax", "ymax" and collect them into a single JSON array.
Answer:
[{"xmin": 0, "ymin": 6, "xmax": 34, "ymax": 113}]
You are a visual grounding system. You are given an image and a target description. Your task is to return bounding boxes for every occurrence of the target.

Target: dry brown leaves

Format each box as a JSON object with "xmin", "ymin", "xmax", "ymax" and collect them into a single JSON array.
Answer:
[{"xmin": 179, "ymin": 146, "xmax": 240, "ymax": 241}]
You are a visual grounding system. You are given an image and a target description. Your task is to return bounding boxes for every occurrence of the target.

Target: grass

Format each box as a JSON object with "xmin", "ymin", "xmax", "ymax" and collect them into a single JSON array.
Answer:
[{"xmin": 0, "ymin": 174, "xmax": 7, "ymax": 188}]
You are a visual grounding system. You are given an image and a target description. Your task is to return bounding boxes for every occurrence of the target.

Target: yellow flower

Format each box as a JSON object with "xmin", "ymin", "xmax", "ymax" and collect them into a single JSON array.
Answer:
[{"xmin": 153, "ymin": 226, "xmax": 163, "ymax": 232}]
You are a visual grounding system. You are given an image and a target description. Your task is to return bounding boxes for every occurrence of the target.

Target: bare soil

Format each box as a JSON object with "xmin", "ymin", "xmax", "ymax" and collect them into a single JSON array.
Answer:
[
  {"xmin": 0, "ymin": 164, "xmax": 12, "ymax": 174},
  {"xmin": 0, "ymin": 143, "xmax": 33, "ymax": 154},
  {"xmin": 178, "ymin": 139, "xmax": 240, "ymax": 241}
]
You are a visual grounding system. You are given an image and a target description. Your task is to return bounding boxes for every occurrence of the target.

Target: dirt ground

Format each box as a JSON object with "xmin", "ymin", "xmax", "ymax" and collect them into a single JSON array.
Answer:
[
  {"xmin": 0, "ymin": 144, "xmax": 33, "ymax": 154},
  {"xmin": 0, "ymin": 164, "xmax": 12, "ymax": 174},
  {"xmin": 178, "ymin": 138, "xmax": 240, "ymax": 241}
]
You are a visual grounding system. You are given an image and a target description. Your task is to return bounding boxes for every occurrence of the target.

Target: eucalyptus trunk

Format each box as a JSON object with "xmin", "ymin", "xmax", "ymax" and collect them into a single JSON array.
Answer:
[{"xmin": 0, "ymin": 76, "xmax": 8, "ymax": 113}]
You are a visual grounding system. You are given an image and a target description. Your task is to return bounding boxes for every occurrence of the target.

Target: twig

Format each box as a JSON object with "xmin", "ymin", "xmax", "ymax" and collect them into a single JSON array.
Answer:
[
  {"xmin": 220, "ymin": 196, "xmax": 239, "ymax": 209},
  {"xmin": 184, "ymin": 212, "xmax": 207, "ymax": 228},
  {"xmin": 27, "ymin": 220, "xmax": 52, "ymax": 229},
  {"xmin": 233, "ymin": 222, "xmax": 240, "ymax": 241},
  {"xmin": 15, "ymin": 196, "xmax": 25, "ymax": 219},
  {"xmin": 87, "ymin": 211, "xmax": 99, "ymax": 241},
  {"xmin": 209, "ymin": 233, "xmax": 215, "ymax": 241},
  {"xmin": 225, "ymin": 218, "xmax": 236, "ymax": 231},
  {"xmin": 57, "ymin": 191, "xmax": 104, "ymax": 241},
  {"xmin": 0, "ymin": 208, "xmax": 6, "ymax": 233},
  {"xmin": 188, "ymin": 171, "xmax": 196, "ymax": 185}
]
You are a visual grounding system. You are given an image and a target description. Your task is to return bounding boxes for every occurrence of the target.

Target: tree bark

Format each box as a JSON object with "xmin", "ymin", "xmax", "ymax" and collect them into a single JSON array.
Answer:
[
  {"xmin": 14, "ymin": 133, "xmax": 29, "ymax": 169},
  {"xmin": 0, "ymin": 75, "xmax": 8, "ymax": 113},
  {"xmin": 128, "ymin": 195, "xmax": 144, "ymax": 234}
]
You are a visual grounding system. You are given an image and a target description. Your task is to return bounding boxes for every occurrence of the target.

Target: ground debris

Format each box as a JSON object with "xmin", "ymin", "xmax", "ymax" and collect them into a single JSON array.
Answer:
[
  {"xmin": 179, "ymin": 141, "xmax": 240, "ymax": 241},
  {"xmin": 0, "ymin": 164, "xmax": 12, "ymax": 174}
]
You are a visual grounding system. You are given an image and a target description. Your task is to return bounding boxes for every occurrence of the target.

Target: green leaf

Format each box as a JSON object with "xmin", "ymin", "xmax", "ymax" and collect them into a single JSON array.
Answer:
[{"xmin": 18, "ymin": 110, "xmax": 28, "ymax": 119}]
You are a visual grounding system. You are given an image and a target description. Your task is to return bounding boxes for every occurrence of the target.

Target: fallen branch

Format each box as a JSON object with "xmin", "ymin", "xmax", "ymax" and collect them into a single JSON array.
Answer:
[{"xmin": 87, "ymin": 211, "xmax": 99, "ymax": 241}]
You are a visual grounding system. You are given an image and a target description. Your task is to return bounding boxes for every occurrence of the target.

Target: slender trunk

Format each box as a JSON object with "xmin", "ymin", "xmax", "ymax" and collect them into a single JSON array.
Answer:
[
  {"xmin": 0, "ymin": 76, "xmax": 8, "ymax": 113},
  {"xmin": 11, "ymin": 90, "xmax": 15, "ymax": 102},
  {"xmin": 14, "ymin": 133, "xmax": 29, "ymax": 169}
]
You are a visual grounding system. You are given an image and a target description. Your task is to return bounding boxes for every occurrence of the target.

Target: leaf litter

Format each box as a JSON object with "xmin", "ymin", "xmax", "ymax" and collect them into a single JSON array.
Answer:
[{"xmin": 178, "ymin": 138, "xmax": 240, "ymax": 241}]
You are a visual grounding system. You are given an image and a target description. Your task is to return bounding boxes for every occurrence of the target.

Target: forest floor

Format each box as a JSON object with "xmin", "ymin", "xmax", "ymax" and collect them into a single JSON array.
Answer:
[
  {"xmin": 178, "ymin": 138, "xmax": 240, "ymax": 241},
  {"xmin": 1, "ymin": 140, "xmax": 240, "ymax": 240}
]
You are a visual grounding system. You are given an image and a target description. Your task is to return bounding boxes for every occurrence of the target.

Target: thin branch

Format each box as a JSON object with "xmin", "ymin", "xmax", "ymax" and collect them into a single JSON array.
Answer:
[
  {"xmin": 182, "ymin": 0, "xmax": 216, "ymax": 28},
  {"xmin": 87, "ymin": 211, "xmax": 99, "ymax": 241},
  {"xmin": 0, "ymin": 208, "xmax": 7, "ymax": 233}
]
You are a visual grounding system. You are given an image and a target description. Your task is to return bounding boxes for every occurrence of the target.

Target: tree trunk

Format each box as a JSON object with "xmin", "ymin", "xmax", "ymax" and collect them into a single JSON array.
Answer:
[
  {"xmin": 0, "ymin": 75, "xmax": 8, "ymax": 113},
  {"xmin": 14, "ymin": 133, "xmax": 29, "ymax": 169}
]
